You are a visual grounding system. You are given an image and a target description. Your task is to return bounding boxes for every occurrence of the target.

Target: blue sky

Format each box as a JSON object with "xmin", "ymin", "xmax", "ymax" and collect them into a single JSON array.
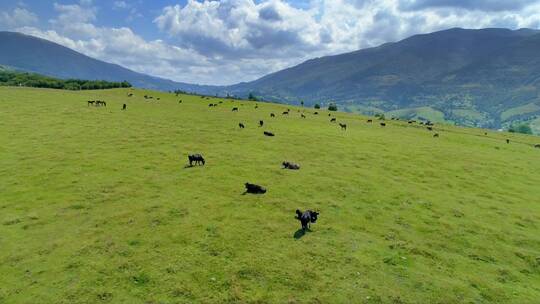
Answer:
[{"xmin": 2, "ymin": 0, "xmax": 540, "ymax": 85}]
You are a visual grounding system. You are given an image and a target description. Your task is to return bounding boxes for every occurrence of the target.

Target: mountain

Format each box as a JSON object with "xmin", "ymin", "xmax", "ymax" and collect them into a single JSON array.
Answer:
[
  {"xmin": 4, "ymin": 29, "xmax": 540, "ymax": 129},
  {"xmin": 0, "ymin": 31, "xmax": 215, "ymax": 93},
  {"xmin": 226, "ymin": 28, "xmax": 540, "ymax": 129}
]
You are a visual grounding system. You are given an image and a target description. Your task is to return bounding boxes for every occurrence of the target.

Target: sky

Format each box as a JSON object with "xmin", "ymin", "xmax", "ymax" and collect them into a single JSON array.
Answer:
[{"xmin": 2, "ymin": 0, "xmax": 540, "ymax": 85}]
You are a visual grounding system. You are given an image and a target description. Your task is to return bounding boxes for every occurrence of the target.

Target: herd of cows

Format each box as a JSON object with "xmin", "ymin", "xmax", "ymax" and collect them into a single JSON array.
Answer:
[{"xmin": 85, "ymin": 91, "xmax": 540, "ymax": 231}]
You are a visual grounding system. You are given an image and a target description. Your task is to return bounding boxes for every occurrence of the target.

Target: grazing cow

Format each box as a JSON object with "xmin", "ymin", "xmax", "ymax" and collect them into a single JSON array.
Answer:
[
  {"xmin": 122, "ymin": 104, "xmax": 127, "ymax": 110},
  {"xmin": 484, "ymin": 132, "xmax": 488, "ymax": 136},
  {"xmin": 178, "ymin": 100, "xmax": 183, "ymax": 103},
  {"xmin": 255, "ymin": 105, "xmax": 258, "ymax": 109},
  {"xmin": 506, "ymin": 139, "xmax": 510, "ymax": 144},
  {"xmin": 127, "ymin": 93, "xmax": 133, "ymax": 97},
  {"xmin": 232, "ymin": 107, "xmax": 239, "ymax": 112},
  {"xmin": 259, "ymin": 120, "xmax": 264, "ymax": 127},
  {"xmin": 339, "ymin": 123, "xmax": 347, "ymax": 130},
  {"xmin": 282, "ymin": 111, "xmax": 289, "ymax": 115},
  {"xmin": 270, "ymin": 113, "xmax": 275, "ymax": 117},
  {"xmin": 330, "ymin": 118, "xmax": 337, "ymax": 123},
  {"xmin": 419, "ymin": 122, "xmax": 425, "ymax": 125},
  {"xmin": 301, "ymin": 114, "xmax": 306, "ymax": 118},
  {"xmin": 408, "ymin": 120, "xmax": 414, "ymax": 124},
  {"xmin": 245, "ymin": 183, "xmax": 266, "ymax": 194},
  {"xmin": 314, "ymin": 112, "xmax": 319, "ymax": 115},
  {"xmin": 433, "ymin": 133, "xmax": 439, "ymax": 138},
  {"xmin": 380, "ymin": 122, "xmax": 386, "ymax": 127},
  {"xmin": 188, "ymin": 154, "xmax": 205, "ymax": 166},
  {"xmin": 367, "ymin": 119, "xmax": 373, "ymax": 123},
  {"xmin": 295, "ymin": 210, "xmax": 319, "ymax": 230},
  {"xmin": 427, "ymin": 127, "xmax": 433, "ymax": 131},
  {"xmin": 282, "ymin": 161, "xmax": 300, "ymax": 170},
  {"xmin": 157, "ymin": 98, "xmax": 160, "ymax": 100},
  {"xmin": 239, "ymin": 123, "xmax": 245, "ymax": 129},
  {"xmin": 328, "ymin": 114, "xmax": 331, "ymax": 117},
  {"xmin": 87, "ymin": 100, "xmax": 95, "ymax": 106},
  {"xmin": 209, "ymin": 104, "xmax": 214, "ymax": 107},
  {"xmin": 535, "ymin": 144, "xmax": 540, "ymax": 148},
  {"xmin": 264, "ymin": 131, "xmax": 275, "ymax": 137}
]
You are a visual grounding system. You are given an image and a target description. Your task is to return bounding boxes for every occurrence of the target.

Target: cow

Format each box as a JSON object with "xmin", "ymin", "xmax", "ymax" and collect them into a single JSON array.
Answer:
[
  {"xmin": 264, "ymin": 131, "xmax": 275, "ymax": 137},
  {"xmin": 433, "ymin": 133, "xmax": 439, "ymax": 138},
  {"xmin": 188, "ymin": 154, "xmax": 205, "ymax": 166},
  {"xmin": 535, "ymin": 144, "xmax": 540, "ymax": 148},
  {"xmin": 427, "ymin": 127, "xmax": 433, "ymax": 131},
  {"xmin": 282, "ymin": 111, "xmax": 289, "ymax": 115},
  {"xmin": 209, "ymin": 104, "xmax": 214, "ymax": 107},
  {"xmin": 245, "ymin": 183, "xmax": 266, "ymax": 194},
  {"xmin": 380, "ymin": 122, "xmax": 386, "ymax": 127},
  {"xmin": 232, "ymin": 107, "xmax": 239, "ymax": 112},
  {"xmin": 122, "ymin": 104, "xmax": 127, "ymax": 110},
  {"xmin": 314, "ymin": 112, "xmax": 319, "ymax": 115},
  {"xmin": 178, "ymin": 100, "xmax": 183, "ymax": 103},
  {"xmin": 255, "ymin": 105, "xmax": 258, "ymax": 109},
  {"xmin": 259, "ymin": 120, "xmax": 264, "ymax": 127},
  {"xmin": 301, "ymin": 114, "xmax": 306, "ymax": 118},
  {"xmin": 239, "ymin": 123, "xmax": 245, "ymax": 129},
  {"xmin": 282, "ymin": 161, "xmax": 300, "ymax": 170},
  {"xmin": 339, "ymin": 123, "xmax": 347, "ymax": 130},
  {"xmin": 330, "ymin": 118, "xmax": 337, "ymax": 123},
  {"xmin": 127, "ymin": 93, "xmax": 133, "ymax": 97},
  {"xmin": 87, "ymin": 100, "xmax": 95, "ymax": 106},
  {"xmin": 506, "ymin": 139, "xmax": 510, "ymax": 144},
  {"xmin": 270, "ymin": 113, "xmax": 275, "ymax": 117},
  {"xmin": 367, "ymin": 119, "xmax": 373, "ymax": 123},
  {"xmin": 295, "ymin": 210, "xmax": 319, "ymax": 230}
]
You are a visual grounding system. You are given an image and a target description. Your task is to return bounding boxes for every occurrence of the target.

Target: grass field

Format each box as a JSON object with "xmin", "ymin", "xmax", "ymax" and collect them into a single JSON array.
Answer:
[{"xmin": 1, "ymin": 87, "xmax": 540, "ymax": 304}]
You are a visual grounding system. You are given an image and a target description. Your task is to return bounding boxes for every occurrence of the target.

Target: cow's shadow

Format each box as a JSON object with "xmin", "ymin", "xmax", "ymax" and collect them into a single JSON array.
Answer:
[{"xmin": 293, "ymin": 228, "xmax": 311, "ymax": 239}]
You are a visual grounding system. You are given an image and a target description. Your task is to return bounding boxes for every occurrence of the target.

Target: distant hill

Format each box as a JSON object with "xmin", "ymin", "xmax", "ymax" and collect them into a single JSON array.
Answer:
[
  {"xmin": 4, "ymin": 29, "xmax": 540, "ymax": 129},
  {"xmin": 0, "ymin": 31, "xmax": 214, "ymax": 93},
  {"xmin": 225, "ymin": 28, "xmax": 540, "ymax": 129}
]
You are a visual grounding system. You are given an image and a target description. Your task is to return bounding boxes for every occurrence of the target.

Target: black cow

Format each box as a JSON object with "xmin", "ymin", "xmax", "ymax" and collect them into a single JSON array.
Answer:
[
  {"xmin": 427, "ymin": 127, "xmax": 433, "ymax": 131},
  {"xmin": 535, "ymin": 144, "xmax": 540, "ymax": 148},
  {"xmin": 314, "ymin": 112, "xmax": 318, "ymax": 115},
  {"xmin": 367, "ymin": 119, "xmax": 373, "ymax": 123},
  {"xmin": 264, "ymin": 131, "xmax": 275, "ymax": 137},
  {"xmin": 87, "ymin": 100, "xmax": 95, "ymax": 106},
  {"xmin": 188, "ymin": 154, "xmax": 205, "ymax": 166},
  {"xmin": 433, "ymin": 133, "xmax": 439, "ymax": 138},
  {"xmin": 380, "ymin": 122, "xmax": 386, "ymax": 127},
  {"xmin": 339, "ymin": 123, "xmax": 347, "ymax": 130},
  {"xmin": 295, "ymin": 210, "xmax": 319, "ymax": 230},
  {"xmin": 330, "ymin": 118, "xmax": 336, "ymax": 123},
  {"xmin": 239, "ymin": 123, "xmax": 245, "ymax": 129},
  {"xmin": 122, "ymin": 104, "xmax": 127, "ymax": 110},
  {"xmin": 245, "ymin": 183, "xmax": 266, "ymax": 194},
  {"xmin": 209, "ymin": 104, "xmax": 214, "ymax": 107},
  {"xmin": 506, "ymin": 139, "xmax": 510, "ymax": 144},
  {"xmin": 270, "ymin": 113, "xmax": 275, "ymax": 117},
  {"xmin": 178, "ymin": 100, "xmax": 183, "ymax": 103},
  {"xmin": 282, "ymin": 111, "xmax": 289, "ymax": 115},
  {"xmin": 232, "ymin": 107, "xmax": 239, "ymax": 112},
  {"xmin": 301, "ymin": 114, "xmax": 306, "ymax": 118},
  {"xmin": 282, "ymin": 161, "xmax": 300, "ymax": 170},
  {"xmin": 259, "ymin": 120, "xmax": 264, "ymax": 127}
]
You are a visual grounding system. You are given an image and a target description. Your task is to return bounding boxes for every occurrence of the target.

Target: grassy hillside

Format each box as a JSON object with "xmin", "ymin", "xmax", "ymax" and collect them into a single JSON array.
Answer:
[{"xmin": 1, "ymin": 87, "xmax": 540, "ymax": 304}]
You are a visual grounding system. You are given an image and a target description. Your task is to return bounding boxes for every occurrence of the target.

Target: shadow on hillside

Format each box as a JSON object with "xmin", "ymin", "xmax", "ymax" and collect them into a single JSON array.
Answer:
[
  {"xmin": 183, "ymin": 165, "xmax": 195, "ymax": 169},
  {"xmin": 293, "ymin": 228, "xmax": 311, "ymax": 239}
]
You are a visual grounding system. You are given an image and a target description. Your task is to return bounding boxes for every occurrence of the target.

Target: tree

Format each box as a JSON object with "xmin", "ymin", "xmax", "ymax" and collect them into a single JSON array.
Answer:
[
  {"xmin": 509, "ymin": 123, "xmax": 532, "ymax": 134},
  {"xmin": 328, "ymin": 103, "xmax": 338, "ymax": 111},
  {"xmin": 300, "ymin": 101, "xmax": 304, "ymax": 107},
  {"xmin": 248, "ymin": 92, "xmax": 258, "ymax": 101},
  {"xmin": 314, "ymin": 103, "xmax": 321, "ymax": 109}
]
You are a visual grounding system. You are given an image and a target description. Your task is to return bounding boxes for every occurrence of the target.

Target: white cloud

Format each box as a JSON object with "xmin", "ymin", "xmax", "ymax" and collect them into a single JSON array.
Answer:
[
  {"xmin": 0, "ymin": 7, "xmax": 38, "ymax": 29},
  {"xmin": 10, "ymin": 1, "xmax": 540, "ymax": 85}
]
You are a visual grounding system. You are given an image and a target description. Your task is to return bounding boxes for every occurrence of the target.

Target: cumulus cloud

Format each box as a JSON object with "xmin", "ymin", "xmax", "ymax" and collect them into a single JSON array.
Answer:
[
  {"xmin": 0, "ymin": 7, "xmax": 38, "ymax": 29},
  {"xmin": 10, "ymin": 0, "xmax": 540, "ymax": 85}
]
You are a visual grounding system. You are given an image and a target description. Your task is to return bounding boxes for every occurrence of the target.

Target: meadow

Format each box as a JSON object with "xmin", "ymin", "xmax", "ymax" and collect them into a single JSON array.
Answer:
[{"xmin": 1, "ymin": 87, "xmax": 540, "ymax": 303}]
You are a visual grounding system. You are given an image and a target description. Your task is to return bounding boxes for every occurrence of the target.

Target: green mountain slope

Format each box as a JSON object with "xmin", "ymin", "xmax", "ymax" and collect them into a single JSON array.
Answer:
[
  {"xmin": 227, "ymin": 28, "xmax": 540, "ymax": 129},
  {"xmin": 1, "ymin": 87, "xmax": 540, "ymax": 303}
]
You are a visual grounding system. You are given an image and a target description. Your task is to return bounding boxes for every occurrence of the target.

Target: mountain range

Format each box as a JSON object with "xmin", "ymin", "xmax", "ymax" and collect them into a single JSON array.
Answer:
[{"xmin": 2, "ymin": 29, "xmax": 540, "ymax": 129}]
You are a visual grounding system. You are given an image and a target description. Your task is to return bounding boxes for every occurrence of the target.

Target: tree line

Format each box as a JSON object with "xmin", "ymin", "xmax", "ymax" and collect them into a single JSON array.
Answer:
[{"xmin": 0, "ymin": 70, "xmax": 131, "ymax": 90}]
